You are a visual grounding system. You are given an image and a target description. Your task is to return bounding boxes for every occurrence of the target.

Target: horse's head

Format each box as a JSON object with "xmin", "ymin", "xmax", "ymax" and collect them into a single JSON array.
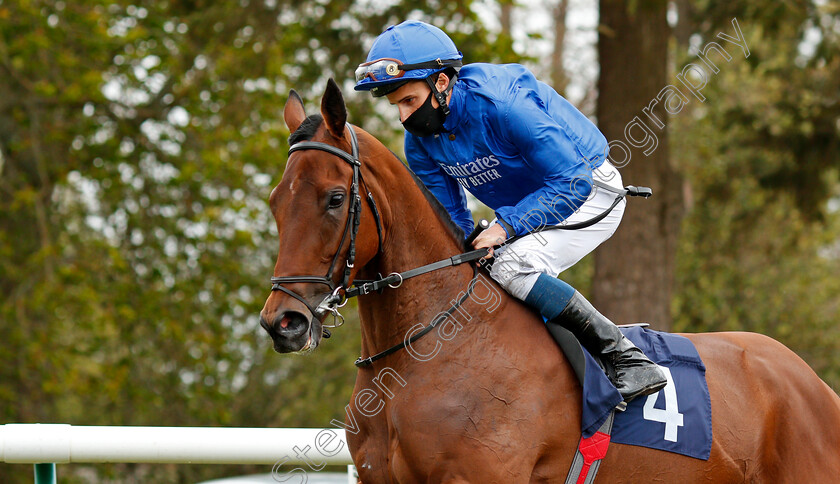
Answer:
[{"xmin": 260, "ymin": 79, "xmax": 382, "ymax": 354}]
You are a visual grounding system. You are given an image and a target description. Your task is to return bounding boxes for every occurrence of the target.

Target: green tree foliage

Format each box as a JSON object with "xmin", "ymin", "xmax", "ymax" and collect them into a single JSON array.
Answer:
[
  {"xmin": 0, "ymin": 1, "xmax": 516, "ymax": 482},
  {"xmin": 687, "ymin": 0, "xmax": 840, "ymax": 218},
  {"xmin": 671, "ymin": 0, "xmax": 840, "ymax": 389}
]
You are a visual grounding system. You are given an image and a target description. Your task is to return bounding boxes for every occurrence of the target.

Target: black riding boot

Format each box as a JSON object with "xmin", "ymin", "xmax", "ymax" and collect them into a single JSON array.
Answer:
[{"xmin": 549, "ymin": 291, "xmax": 667, "ymax": 402}]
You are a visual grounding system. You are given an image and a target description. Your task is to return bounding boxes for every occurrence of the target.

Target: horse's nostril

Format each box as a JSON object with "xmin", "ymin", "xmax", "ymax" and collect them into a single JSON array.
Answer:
[{"xmin": 274, "ymin": 311, "xmax": 309, "ymax": 336}]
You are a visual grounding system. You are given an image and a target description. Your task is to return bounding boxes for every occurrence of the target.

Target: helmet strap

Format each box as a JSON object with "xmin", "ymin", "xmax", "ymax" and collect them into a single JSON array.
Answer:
[{"xmin": 425, "ymin": 72, "xmax": 457, "ymax": 117}]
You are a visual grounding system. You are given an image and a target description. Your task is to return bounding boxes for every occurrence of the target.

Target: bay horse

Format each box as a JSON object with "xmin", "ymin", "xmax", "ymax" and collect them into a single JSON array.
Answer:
[{"xmin": 260, "ymin": 79, "xmax": 840, "ymax": 483}]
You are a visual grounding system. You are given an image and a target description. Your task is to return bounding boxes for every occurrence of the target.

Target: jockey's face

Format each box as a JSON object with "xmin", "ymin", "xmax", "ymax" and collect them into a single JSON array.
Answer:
[{"xmin": 385, "ymin": 73, "xmax": 450, "ymax": 123}]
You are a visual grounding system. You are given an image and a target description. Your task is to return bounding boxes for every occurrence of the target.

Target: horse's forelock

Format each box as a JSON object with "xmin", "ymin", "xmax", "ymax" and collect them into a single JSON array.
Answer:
[{"xmin": 288, "ymin": 114, "xmax": 324, "ymax": 146}]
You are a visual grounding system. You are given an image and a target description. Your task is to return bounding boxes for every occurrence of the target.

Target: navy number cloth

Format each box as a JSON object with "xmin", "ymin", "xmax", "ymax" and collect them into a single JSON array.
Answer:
[{"xmin": 579, "ymin": 326, "xmax": 712, "ymax": 460}]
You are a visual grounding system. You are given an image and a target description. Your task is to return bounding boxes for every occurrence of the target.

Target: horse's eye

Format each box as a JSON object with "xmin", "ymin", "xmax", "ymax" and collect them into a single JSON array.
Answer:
[{"xmin": 328, "ymin": 193, "xmax": 345, "ymax": 209}]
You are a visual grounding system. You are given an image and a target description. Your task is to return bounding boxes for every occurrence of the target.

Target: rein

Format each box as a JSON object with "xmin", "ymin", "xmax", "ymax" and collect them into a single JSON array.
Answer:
[
  {"xmin": 353, "ymin": 262, "xmax": 481, "ymax": 368},
  {"xmin": 350, "ymin": 248, "xmax": 488, "ymax": 367}
]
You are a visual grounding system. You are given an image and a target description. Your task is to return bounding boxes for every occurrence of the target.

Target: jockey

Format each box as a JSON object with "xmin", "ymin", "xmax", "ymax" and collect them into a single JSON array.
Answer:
[{"xmin": 354, "ymin": 20, "xmax": 666, "ymax": 402}]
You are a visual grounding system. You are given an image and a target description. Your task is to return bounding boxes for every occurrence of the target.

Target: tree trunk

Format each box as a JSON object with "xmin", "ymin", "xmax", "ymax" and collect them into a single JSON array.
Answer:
[
  {"xmin": 673, "ymin": 0, "xmax": 694, "ymax": 48},
  {"xmin": 500, "ymin": 1, "xmax": 513, "ymax": 38},
  {"xmin": 593, "ymin": 0, "xmax": 683, "ymax": 330},
  {"xmin": 551, "ymin": 0, "xmax": 569, "ymax": 95}
]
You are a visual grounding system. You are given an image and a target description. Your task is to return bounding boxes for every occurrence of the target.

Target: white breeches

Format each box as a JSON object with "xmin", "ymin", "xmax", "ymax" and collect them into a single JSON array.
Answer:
[{"xmin": 489, "ymin": 161, "xmax": 626, "ymax": 301}]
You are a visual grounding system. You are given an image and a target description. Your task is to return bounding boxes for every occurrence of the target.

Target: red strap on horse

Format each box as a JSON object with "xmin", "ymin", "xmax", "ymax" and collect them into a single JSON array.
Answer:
[{"xmin": 565, "ymin": 409, "xmax": 616, "ymax": 484}]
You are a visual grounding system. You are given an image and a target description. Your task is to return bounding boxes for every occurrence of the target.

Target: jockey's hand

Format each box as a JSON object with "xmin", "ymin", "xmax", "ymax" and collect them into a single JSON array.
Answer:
[{"xmin": 471, "ymin": 222, "xmax": 507, "ymax": 259}]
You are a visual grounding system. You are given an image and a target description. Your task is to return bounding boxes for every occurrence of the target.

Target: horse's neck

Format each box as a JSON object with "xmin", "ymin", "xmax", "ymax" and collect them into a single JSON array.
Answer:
[
  {"xmin": 349, "ymin": 142, "xmax": 572, "ymax": 408},
  {"xmin": 355, "ymin": 160, "xmax": 484, "ymax": 363}
]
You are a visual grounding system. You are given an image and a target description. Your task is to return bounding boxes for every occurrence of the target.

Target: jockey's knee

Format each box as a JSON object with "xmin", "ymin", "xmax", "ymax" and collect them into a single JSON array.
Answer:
[{"xmin": 489, "ymin": 260, "xmax": 541, "ymax": 301}]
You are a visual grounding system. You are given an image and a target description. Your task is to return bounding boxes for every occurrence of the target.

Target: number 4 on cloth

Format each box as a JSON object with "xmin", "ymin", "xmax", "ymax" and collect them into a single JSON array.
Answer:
[{"xmin": 642, "ymin": 366, "xmax": 684, "ymax": 442}]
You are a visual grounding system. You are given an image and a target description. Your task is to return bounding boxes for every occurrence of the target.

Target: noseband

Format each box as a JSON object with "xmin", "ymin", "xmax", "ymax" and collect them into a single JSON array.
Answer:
[{"xmin": 269, "ymin": 125, "xmax": 384, "ymax": 327}]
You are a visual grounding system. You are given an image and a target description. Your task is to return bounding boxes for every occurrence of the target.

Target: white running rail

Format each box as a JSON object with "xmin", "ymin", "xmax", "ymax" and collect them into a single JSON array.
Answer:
[{"xmin": 0, "ymin": 424, "xmax": 356, "ymax": 483}]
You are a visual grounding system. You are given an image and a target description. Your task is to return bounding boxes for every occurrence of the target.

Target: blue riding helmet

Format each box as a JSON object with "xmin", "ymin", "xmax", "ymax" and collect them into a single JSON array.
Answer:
[{"xmin": 355, "ymin": 20, "xmax": 463, "ymax": 97}]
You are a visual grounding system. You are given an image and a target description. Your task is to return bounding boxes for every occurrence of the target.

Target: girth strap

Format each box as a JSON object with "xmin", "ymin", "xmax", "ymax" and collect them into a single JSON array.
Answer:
[{"xmin": 564, "ymin": 410, "xmax": 616, "ymax": 484}]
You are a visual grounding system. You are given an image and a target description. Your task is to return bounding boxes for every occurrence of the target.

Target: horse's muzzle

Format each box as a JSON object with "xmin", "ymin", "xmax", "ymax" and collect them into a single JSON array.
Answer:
[{"xmin": 260, "ymin": 310, "xmax": 312, "ymax": 353}]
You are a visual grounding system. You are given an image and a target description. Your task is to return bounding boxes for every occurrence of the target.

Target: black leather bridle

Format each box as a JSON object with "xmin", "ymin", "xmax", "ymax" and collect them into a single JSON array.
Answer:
[
  {"xmin": 269, "ymin": 125, "xmax": 384, "ymax": 329},
  {"xmin": 268, "ymin": 123, "xmax": 488, "ymax": 365}
]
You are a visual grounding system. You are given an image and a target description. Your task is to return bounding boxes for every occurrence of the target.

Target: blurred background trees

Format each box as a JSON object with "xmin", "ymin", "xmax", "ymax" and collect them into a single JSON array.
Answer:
[{"xmin": 0, "ymin": 0, "xmax": 837, "ymax": 482}]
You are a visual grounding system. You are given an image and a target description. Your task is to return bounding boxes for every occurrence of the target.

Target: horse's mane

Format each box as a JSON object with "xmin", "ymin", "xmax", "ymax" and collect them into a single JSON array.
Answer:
[{"xmin": 287, "ymin": 114, "xmax": 466, "ymax": 251}]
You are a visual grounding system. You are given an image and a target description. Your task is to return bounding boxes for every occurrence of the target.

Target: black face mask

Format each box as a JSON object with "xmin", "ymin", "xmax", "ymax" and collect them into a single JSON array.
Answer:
[{"xmin": 402, "ymin": 91, "xmax": 447, "ymax": 137}]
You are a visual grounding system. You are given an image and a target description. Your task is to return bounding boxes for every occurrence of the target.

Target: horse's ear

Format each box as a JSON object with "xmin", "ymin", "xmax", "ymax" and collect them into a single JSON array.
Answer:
[
  {"xmin": 284, "ymin": 90, "xmax": 306, "ymax": 133},
  {"xmin": 321, "ymin": 78, "xmax": 347, "ymax": 139}
]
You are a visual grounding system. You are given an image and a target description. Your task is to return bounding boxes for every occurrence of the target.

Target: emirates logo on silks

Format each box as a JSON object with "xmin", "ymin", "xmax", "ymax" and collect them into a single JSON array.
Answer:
[{"xmin": 439, "ymin": 155, "xmax": 503, "ymax": 188}]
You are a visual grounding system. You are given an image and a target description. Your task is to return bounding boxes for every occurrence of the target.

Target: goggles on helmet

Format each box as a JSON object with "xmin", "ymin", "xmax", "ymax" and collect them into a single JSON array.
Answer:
[
  {"xmin": 355, "ymin": 57, "xmax": 464, "ymax": 83},
  {"xmin": 355, "ymin": 58, "xmax": 406, "ymax": 83}
]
